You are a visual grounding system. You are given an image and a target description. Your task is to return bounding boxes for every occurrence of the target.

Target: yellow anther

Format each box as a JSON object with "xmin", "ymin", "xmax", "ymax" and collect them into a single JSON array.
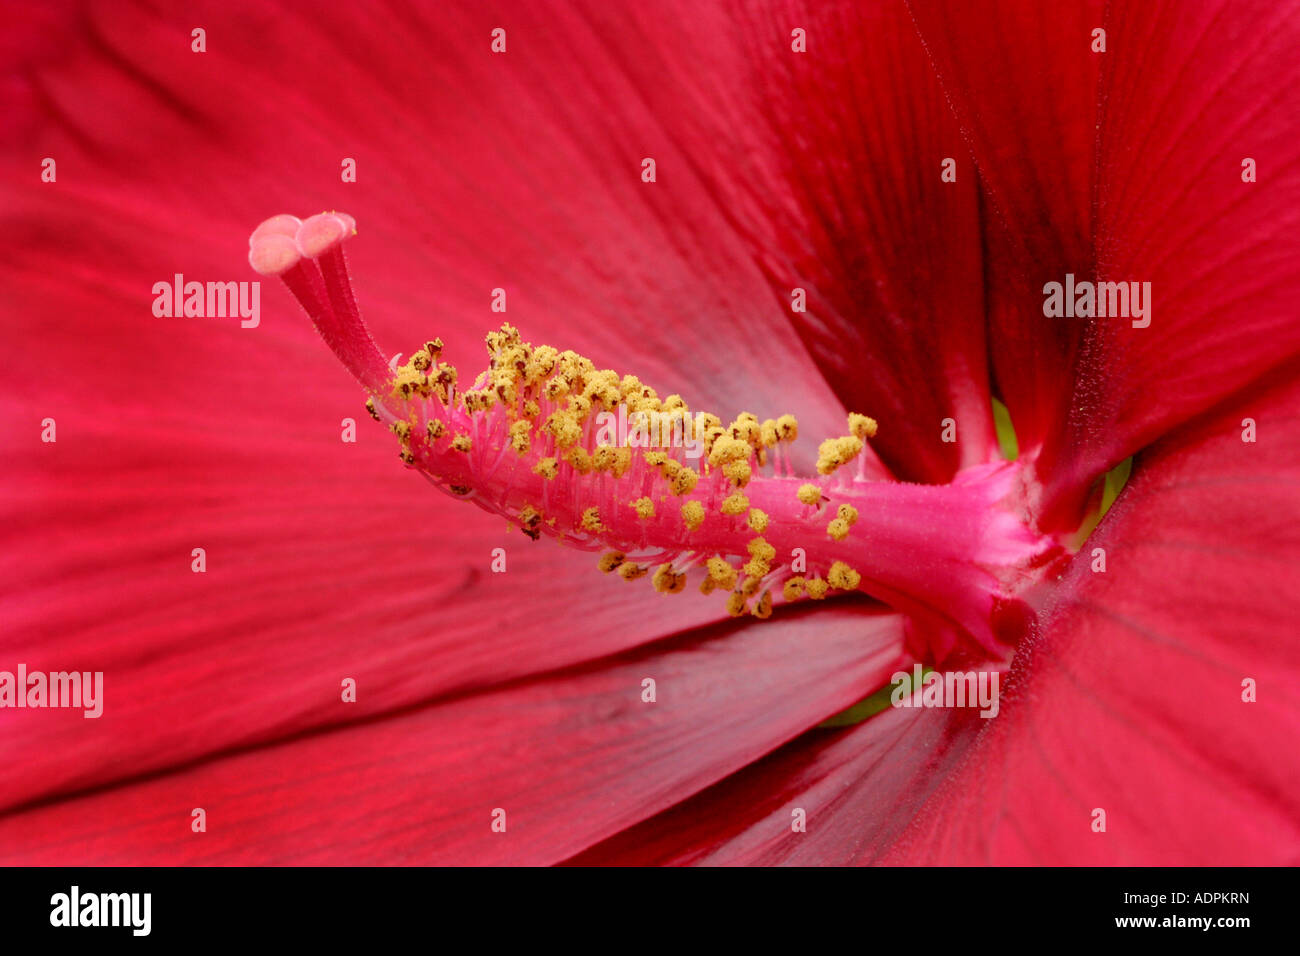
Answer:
[
  {"xmin": 747, "ymin": 509, "xmax": 769, "ymax": 534},
  {"xmin": 567, "ymin": 394, "xmax": 593, "ymax": 421},
  {"xmin": 484, "ymin": 323, "xmax": 522, "ymax": 354},
  {"xmin": 610, "ymin": 447, "xmax": 633, "ymax": 479},
  {"xmin": 776, "ymin": 414, "xmax": 799, "ymax": 442},
  {"xmin": 631, "ymin": 497, "xmax": 656, "ymax": 519},
  {"xmin": 524, "ymin": 345, "xmax": 558, "ymax": 384},
  {"xmin": 546, "ymin": 411, "xmax": 583, "ymax": 449},
  {"xmin": 828, "ymin": 561, "xmax": 861, "ymax": 591},
  {"xmin": 706, "ymin": 557, "xmax": 738, "ymax": 591},
  {"xmin": 618, "ymin": 562, "xmax": 648, "ymax": 581},
  {"xmin": 391, "ymin": 365, "xmax": 432, "ymax": 400},
  {"xmin": 652, "ymin": 563, "xmax": 686, "ymax": 594},
  {"xmin": 848, "ymin": 413, "xmax": 878, "ymax": 439},
  {"xmin": 426, "ymin": 420, "xmax": 445, "ymax": 441},
  {"xmin": 815, "ymin": 435, "xmax": 864, "ymax": 475},
  {"xmin": 747, "ymin": 537, "xmax": 776, "ymax": 561},
  {"xmin": 597, "ymin": 551, "xmax": 625, "ymax": 573},
  {"xmin": 451, "ymin": 434, "xmax": 472, "ymax": 453},
  {"xmin": 517, "ymin": 505, "xmax": 543, "ymax": 540},
  {"xmin": 720, "ymin": 491, "xmax": 749, "ymax": 516},
  {"xmin": 391, "ymin": 420, "xmax": 412, "ymax": 442},
  {"xmin": 760, "ymin": 419, "xmax": 779, "ymax": 447},
  {"xmin": 581, "ymin": 507, "xmax": 605, "ymax": 533},
  {"xmin": 740, "ymin": 575, "xmax": 761, "ymax": 597},
  {"xmin": 668, "ymin": 465, "xmax": 699, "ymax": 496},
  {"xmin": 827, "ymin": 518, "xmax": 850, "ymax": 541},
  {"xmin": 410, "ymin": 348, "xmax": 433, "ymax": 372},
  {"xmin": 730, "ymin": 413, "xmax": 762, "ymax": 445},
  {"xmin": 722, "ymin": 459, "xmax": 752, "ymax": 488},
  {"xmin": 805, "ymin": 577, "xmax": 829, "ymax": 600},
  {"xmin": 644, "ymin": 451, "xmax": 668, "ymax": 467},
  {"xmin": 533, "ymin": 457, "xmax": 559, "ymax": 480},
  {"xmin": 782, "ymin": 577, "xmax": 805, "ymax": 601},
  {"xmin": 522, "ymin": 398, "xmax": 540, "ymax": 419},
  {"xmin": 544, "ymin": 377, "xmax": 570, "ymax": 402},
  {"xmin": 463, "ymin": 390, "xmax": 492, "ymax": 413},
  {"xmin": 797, "ymin": 483, "xmax": 824, "ymax": 506},
  {"xmin": 699, "ymin": 576, "xmax": 718, "ymax": 595},
  {"xmin": 837, "ymin": 504, "xmax": 859, "ymax": 525},
  {"xmin": 708, "ymin": 435, "xmax": 751, "ymax": 468},
  {"xmin": 591, "ymin": 446, "xmax": 619, "ymax": 472},
  {"xmin": 399, "ymin": 448, "xmax": 415, "ymax": 464},
  {"xmin": 681, "ymin": 500, "xmax": 705, "ymax": 531},
  {"xmin": 509, "ymin": 419, "xmax": 531, "ymax": 455},
  {"xmin": 725, "ymin": 592, "xmax": 748, "ymax": 617},
  {"xmin": 752, "ymin": 591, "xmax": 773, "ymax": 619},
  {"xmin": 365, "ymin": 397, "xmax": 381, "ymax": 422},
  {"xmin": 567, "ymin": 447, "xmax": 593, "ymax": 474}
]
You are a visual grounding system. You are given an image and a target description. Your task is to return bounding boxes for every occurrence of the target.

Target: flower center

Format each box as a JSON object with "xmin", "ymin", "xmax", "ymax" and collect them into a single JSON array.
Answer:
[{"xmin": 250, "ymin": 212, "xmax": 1058, "ymax": 663}]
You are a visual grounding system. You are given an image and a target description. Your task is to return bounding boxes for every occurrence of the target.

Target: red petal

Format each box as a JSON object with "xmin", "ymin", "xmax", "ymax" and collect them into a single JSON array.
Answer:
[
  {"xmin": 567, "ymin": 704, "xmax": 980, "ymax": 865},
  {"xmin": 0, "ymin": 606, "xmax": 904, "ymax": 864},
  {"xmin": 600, "ymin": 1, "xmax": 1000, "ymax": 479},
  {"xmin": 908, "ymin": 0, "xmax": 1103, "ymax": 468},
  {"xmin": 912, "ymin": 0, "xmax": 1300, "ymax": 520}
]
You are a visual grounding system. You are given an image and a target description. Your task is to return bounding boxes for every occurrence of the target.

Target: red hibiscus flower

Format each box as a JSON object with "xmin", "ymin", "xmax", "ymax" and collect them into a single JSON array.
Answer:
[{"xmin": 1, "ymin": 0, "xmax": 1296, "ymax": 865}]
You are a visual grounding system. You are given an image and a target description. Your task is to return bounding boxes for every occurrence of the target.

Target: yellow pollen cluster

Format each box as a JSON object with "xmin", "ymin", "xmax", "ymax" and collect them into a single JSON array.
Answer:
[
  {"xmin": 742, "ymin": 537, "xmax": 776, "ymax": 579},
  {"xmin": 828, "ymin": 560, "xmax": 861, "ymax": 590},
  {"xmin": 581, "ymin": 507, "xmax": 605, "ymax": 533},
  {"xmin": 631, "ymin": 497, "xmax": 655, "ymax": 519},
  {"xmin": 618, "ymin": 562, "xmax": 648, "ymax": 581},
  {"xmin": 517, "ymin": 505, "xmax": 543, "ymax": 540},
  {"xmin": 706, "ymin": 557, "xmax": 738, "ymax": 591},
  {"xmin": 797, "ymin": 483, "xmax": 824, "ymax": 506},
  {"xmin": 652, "ymin": 563, "xmax": 687, "ymax": 593},
  {"xmin": 816, "ymin": 436, "xmax": 863, "ymax": 475},
  {"xmin": 681, "ymin": 500, "xmax": 705, "ymax": 531},
  {"xmin": 848, "ymin": 413, "xmax": 878, "ymax": 439},
  {"xmin": 720, "ymin": 492, "xmax": 749, "ymax": 516},
  {"xmin": 815, "ymin": 413, "xmax": 879, "ymax": 475},
  {"xmin": 747, "ymin": 509, "xmax": 769, "ymax": 534}
]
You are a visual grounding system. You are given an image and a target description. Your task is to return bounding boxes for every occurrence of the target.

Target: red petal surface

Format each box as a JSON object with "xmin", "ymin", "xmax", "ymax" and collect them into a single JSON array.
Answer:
[
  {"xmin": 0, "ymin": 606, "xmax": 904, "ymax": 864},
  {"xmin": 912, "ymin": 0, "xmax": 1300, "ymax": 521}
]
